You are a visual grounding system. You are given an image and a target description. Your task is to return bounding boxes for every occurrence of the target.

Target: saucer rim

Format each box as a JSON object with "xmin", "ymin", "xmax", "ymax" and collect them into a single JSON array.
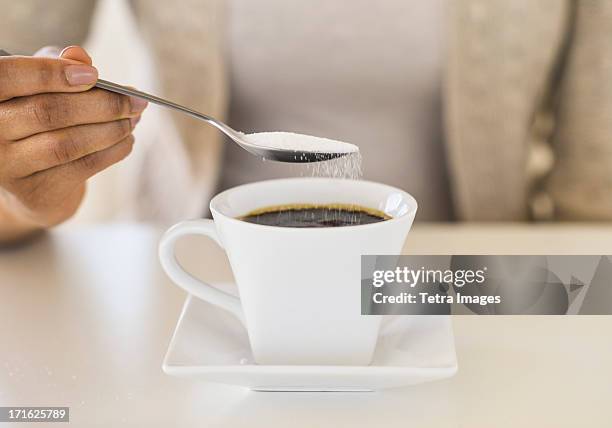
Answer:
[
  {"xmin": 162, "ymin": 363, "xmax": 459, "ymax": 375},
  {"xmin": 162, "ymin": 296, "xmax": 458, "ymax": 379}
]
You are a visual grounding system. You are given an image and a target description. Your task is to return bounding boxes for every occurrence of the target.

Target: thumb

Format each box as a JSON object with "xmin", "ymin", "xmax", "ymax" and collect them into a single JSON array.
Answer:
[{"xmin": 60, "ymin": 45, "xmax": 93, "ymax": 65}]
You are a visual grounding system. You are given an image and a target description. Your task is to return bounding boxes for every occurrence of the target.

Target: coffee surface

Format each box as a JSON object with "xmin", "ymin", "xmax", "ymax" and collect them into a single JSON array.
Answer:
[{"xmin": 240, "ymin": 204, "xmax": 390, "ymax": 228}]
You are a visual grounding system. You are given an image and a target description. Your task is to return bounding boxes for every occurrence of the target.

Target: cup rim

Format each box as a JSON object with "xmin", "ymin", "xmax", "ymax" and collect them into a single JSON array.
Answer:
[{"xmin": 209, "ymin": 177, "xmax": 418, "ymax": 232}]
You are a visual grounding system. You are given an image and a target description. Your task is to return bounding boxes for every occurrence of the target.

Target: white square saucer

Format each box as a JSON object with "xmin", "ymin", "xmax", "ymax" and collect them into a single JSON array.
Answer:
[{"xmin": 163, "ymin": 295, "xmax": 458, "ymax": 391}]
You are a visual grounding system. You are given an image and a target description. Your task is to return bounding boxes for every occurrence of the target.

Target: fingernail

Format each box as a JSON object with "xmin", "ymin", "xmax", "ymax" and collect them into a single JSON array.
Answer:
[
  {"xmin": 130, "ymin": 97, "xmax": 148, "ymax": 113},
  {"xmin": 130, "ymin": 116, "xmax": 141, "ymax": 128},
  {"xmin": 65, "ymin": 64, "xmax": 98, "ymax": 86},
  {"xmin": 60, "ymin": 45, "xmax": 80, "ymax": 57}
]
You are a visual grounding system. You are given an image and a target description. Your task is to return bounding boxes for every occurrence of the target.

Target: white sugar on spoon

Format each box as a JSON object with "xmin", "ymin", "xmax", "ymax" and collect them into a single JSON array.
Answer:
[
  {"xmin": 246, "ymin": 131, "xmax": 363, "ymax": 180},
  {"xmin": 244, "ymin": 132, "xmax": 359, "ymax": 157}
]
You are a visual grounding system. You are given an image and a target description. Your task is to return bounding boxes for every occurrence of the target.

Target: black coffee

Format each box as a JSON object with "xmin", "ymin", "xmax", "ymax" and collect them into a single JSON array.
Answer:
[{"xmin": 239, "ymin": 204, "xmax": 390, "ymax": 228}]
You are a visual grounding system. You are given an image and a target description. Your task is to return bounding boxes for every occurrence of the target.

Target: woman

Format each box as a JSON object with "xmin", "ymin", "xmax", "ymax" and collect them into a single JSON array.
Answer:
[{"xmin": 0, "ymin": 0, "xmax": 610, "ymax": 244}]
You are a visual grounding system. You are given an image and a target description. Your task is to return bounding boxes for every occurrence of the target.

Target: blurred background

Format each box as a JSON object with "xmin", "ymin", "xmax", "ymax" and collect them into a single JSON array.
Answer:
[{"xmin": 2, "ymin": 0, "xmax": 612, "ymax": 225}]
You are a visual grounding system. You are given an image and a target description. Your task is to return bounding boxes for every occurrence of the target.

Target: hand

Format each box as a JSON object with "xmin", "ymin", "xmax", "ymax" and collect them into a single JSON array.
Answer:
[{"xmin": 0, "ymin": 46, "xmax": 147, "ymax": 243}]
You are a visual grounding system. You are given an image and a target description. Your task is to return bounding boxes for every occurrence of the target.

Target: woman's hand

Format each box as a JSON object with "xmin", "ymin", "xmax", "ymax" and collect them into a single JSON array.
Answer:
[{"xmin": 0, "ymin": 46, "xmax": 147, "ymax": 243}]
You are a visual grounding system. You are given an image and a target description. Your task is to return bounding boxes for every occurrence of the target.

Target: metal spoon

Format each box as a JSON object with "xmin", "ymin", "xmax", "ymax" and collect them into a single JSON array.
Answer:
[
  {"xmin": 96, "ymin": 79, "xmax": 348, "ymax": 163},
  {"xmin": 0, "ymin": 49, "xmax": 344, "ymax": 163}
]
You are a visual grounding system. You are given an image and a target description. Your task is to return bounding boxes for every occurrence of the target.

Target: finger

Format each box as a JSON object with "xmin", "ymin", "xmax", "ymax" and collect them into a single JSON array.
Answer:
[
  {"xmin": 26, "ymin": 134, "xmax": 135, "ymax": 189},
  {"xmin": 7, "ymin": 119, "xmax": 134, "ymax": 177},
  {"xmin": 0, "ymin": 56, "xmax": 98, "ymax": 101},
  {"xmin": 57, "ymin": 134, "xmax": 135, "ymax": 182},
  {"xmin": 60, "ymin": 46, "xmax": 93, "ymax": 65},
  {"xmin": 34, "ymin": 46, "xmax": 62, "ymax": 58},
  {"xmin": 0, "ymin": 88, "xmax": 147, "ymax": 140}
]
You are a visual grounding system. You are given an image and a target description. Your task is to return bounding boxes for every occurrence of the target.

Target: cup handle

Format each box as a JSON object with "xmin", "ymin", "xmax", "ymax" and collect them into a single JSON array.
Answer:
[{"xmin": 158, "ymin": 219, "xmax": 245, "ymax": 325}]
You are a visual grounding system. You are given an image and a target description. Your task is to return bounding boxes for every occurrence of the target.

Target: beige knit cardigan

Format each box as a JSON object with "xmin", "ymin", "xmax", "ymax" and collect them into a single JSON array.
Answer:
[{"xmin": 2, "ymin": 0, "xmax": 611, "ymax": 221}]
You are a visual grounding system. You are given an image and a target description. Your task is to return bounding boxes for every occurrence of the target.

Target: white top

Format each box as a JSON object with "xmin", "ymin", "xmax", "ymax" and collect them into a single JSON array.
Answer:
[{"xmin": 221, "ymin": 0, "xmax": 452, "ymax": 220}]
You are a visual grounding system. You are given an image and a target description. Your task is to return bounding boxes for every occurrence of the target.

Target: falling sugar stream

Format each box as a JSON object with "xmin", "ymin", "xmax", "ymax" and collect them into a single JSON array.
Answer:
[{"xmin": 246, "ymin": 132, "xmax": 366, "ymax": 226}]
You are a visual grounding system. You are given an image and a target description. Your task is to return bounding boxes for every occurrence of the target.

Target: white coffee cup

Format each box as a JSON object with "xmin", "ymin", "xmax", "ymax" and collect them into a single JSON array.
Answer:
[{"xmin": 159, "ymin": 178, "xmax": 417, "ymax": 365}]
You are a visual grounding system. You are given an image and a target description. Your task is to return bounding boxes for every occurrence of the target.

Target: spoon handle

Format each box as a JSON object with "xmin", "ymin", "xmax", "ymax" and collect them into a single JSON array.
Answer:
[
  {"xmin": 95, "ymin": 79, "xmax": 226, "ymax": 130},
  {"xmin": 94, "ymin": 79, "xmax": 240, "ymax": 138}
]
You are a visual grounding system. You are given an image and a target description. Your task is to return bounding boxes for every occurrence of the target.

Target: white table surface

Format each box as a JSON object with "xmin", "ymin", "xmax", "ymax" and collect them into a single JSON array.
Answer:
[{"xmin": 1, "ymin": 223, "xmax": 611, "ymax": 427}]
